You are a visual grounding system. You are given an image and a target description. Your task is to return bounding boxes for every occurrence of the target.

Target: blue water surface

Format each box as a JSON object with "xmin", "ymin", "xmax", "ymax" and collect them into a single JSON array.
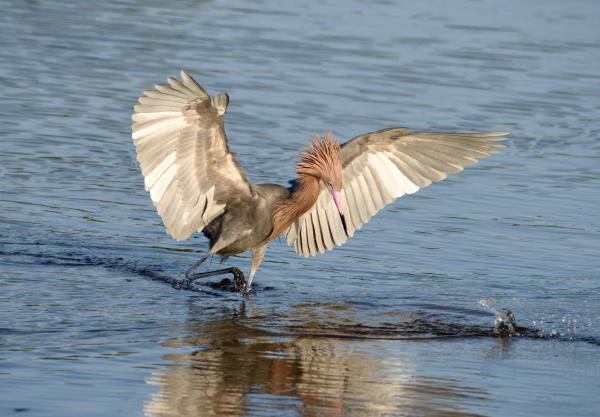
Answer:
[{"xmin": 1, "ymin": 0, "xmax": 599, "ymax": 416}]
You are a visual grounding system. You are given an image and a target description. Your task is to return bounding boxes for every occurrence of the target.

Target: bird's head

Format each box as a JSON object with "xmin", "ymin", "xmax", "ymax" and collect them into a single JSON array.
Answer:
[
  {"xmin": 297, "ymin": 133, "xmax": 346, "ymax": 225},
  {"xmin": 269, "ymin": 132, "xmax": 347, "ymax": 242}
]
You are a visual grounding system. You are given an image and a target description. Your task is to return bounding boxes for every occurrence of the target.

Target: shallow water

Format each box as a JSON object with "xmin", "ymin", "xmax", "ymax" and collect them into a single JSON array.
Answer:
[{"xmin": 1, "ymin": 0, "xmax": 600, "ymax": 416}]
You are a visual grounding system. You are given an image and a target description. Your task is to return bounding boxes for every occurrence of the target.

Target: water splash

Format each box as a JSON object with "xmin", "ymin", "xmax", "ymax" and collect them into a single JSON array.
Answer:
[{"xmin": 478, "ymin": 299, "xmax": 518, "ymax": 337}]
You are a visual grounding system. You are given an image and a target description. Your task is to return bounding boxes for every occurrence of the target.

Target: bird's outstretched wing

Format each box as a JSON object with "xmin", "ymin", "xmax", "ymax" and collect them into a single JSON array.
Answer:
[
  {"xmin": 132, "ymin": 71, "xmax": 253, "ymax": 240},
  {"xmin": 285, "ymin": 128, "xmax": 508, "ymax": 257}
]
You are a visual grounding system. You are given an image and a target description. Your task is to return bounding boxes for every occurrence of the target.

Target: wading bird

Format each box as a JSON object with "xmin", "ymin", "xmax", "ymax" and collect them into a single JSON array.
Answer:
[{"xmin": 132, "ymin": 71, "xmax": 507, "ymax": 293}]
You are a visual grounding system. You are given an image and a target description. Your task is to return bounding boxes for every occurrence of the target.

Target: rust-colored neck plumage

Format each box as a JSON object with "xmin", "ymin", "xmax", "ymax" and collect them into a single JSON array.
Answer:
[{"xmin": 267, "ymin": 132, "xmax": 342, "ymax": 241}]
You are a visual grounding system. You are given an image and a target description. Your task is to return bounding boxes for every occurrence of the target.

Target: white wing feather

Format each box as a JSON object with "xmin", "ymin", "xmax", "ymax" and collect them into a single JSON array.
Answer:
[
  {"xmin": 286, "ymin": 129, "xmax": 507, "ymax": 257},
  {"xmin": 132, "ymin": 71, "xmax": 252, "ymax": 240}
]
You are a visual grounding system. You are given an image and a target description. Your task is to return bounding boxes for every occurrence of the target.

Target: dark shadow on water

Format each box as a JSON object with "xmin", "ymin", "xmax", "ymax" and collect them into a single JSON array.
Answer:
[{"xmin": 0, "ymin": 244, "xmax": 253, "ymax": 296}]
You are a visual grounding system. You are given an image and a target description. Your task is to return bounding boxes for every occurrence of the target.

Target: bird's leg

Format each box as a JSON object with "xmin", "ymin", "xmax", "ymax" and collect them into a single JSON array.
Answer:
[
  {"xmin": 185, "ymin": 267, "xmax": 245, "ymax": 290},
  {"xmin": 185, "ymin": 254, "xmax": 210, "ymax": 279},
  {"xmin": 243, "ymin": 244, "xmax": 268, "ymax": 293},
  {"xmin": 184, "ymin": 254, "xmax": 245, "ymax": 290},
  {"xmin": 181, "ymin": 244, "xmax": 267, "ymax": 293}
]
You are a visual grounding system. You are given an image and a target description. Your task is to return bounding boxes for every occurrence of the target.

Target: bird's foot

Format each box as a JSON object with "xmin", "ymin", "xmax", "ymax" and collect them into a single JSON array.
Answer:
[{"xmin": 230, "ymin": 268, "xmax": 250, "ymax": 294}]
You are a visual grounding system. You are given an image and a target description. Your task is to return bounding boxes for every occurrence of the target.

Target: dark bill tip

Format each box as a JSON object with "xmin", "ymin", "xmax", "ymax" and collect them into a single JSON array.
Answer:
[{"xmin": 340, "ymin": 213, "xmax": 348, "ymax": 236}]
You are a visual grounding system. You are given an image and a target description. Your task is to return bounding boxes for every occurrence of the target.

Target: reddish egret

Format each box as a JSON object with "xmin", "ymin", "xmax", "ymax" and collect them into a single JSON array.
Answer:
[{"xmin": 132, "ymin": 71, "xmax": 507, "ymax": 293}]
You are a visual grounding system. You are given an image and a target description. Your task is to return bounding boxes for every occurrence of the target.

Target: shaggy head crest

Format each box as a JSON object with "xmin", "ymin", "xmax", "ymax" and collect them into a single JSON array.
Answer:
[{"xmin": 296, "ymin": 132, "xmax": 342, "ymax": 190}]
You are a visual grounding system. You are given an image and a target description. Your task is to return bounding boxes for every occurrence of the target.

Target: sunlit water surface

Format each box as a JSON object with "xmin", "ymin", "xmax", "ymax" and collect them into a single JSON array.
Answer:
[{"xmin": 1, "ymin": 0, "xmax": 599, "ymax": 416}]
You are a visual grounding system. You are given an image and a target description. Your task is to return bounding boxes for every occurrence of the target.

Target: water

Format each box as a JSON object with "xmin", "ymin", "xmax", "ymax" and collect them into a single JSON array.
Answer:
[
  {"xmin": 1, "ymin": 0, "xmax": 599, "ymax": 415},
  {"xmin": 478, "ymin": 298, "xmax": 518, "ymax": 337}
]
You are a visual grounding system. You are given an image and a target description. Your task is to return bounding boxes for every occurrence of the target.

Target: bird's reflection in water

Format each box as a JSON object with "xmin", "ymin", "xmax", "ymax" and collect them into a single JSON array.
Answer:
[{"xmin": 144, "ymin": 302, "xmax": 489, "ymax": 417}]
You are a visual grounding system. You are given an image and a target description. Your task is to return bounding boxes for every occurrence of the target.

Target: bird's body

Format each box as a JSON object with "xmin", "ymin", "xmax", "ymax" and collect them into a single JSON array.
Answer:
[
  {"xmin": 201, "ymin": 183, "xmax": 288, "ymax": 257},
  {"xmin": 132, "ymin": 71, "xmax": 507, "ymax": 292}
]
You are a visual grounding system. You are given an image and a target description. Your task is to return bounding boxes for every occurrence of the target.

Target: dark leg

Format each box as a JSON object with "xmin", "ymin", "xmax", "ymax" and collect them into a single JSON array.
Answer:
[
  {"xmin": 185, "ymin": 255, "xmax": 210, "ymax": 279},
  {"xmin": 185, "ymin": 267, "xmax": 246, "ymax": 291}
]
